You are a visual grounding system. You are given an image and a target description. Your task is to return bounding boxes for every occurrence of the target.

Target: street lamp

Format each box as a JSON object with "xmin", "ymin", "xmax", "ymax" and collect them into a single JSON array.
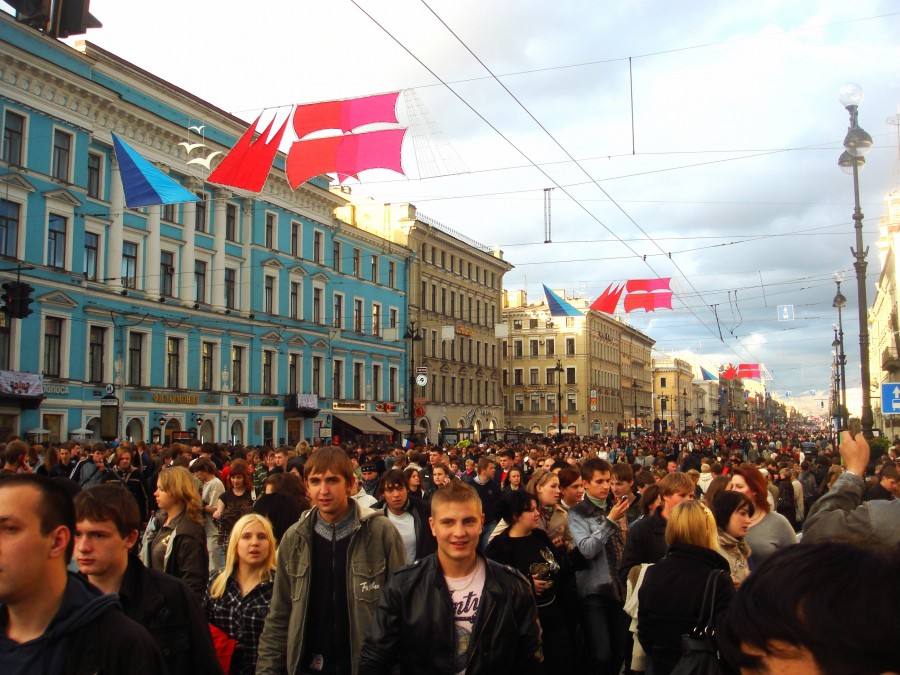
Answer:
[
  {"xmin": 631, "ymin": 378, "xmax": 640, "ymax": 437},
  {"xmin": 555, "ymin": 359, "xmax": 564, "ymax": 438},
  {"xmin": 682, "ymin": 388, "xmax": 688, "ymax": 432},
  {"xmin": 832, "ymin": 277, "xmax": 848, "ymax": 431},
  {"xmin": 659, "ymin": 393, "xmax": 670, "ymax": 430},
  {"xmin": 403, "ymin": 322, "xmax": 423, "ymax": 441},
  {"xmin": 838, "ymin": 83, "xmax": 874, "ymax": 437}
]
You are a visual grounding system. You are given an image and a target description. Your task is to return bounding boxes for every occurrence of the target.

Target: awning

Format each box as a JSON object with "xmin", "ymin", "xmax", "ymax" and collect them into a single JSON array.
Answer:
[
  {"xmin": 332, "ymin": 413, "xmax": 391, "ymax": 435},
  {"xmin": 370, "ymin": 414, "xmax": 406, "ymax": 435}
]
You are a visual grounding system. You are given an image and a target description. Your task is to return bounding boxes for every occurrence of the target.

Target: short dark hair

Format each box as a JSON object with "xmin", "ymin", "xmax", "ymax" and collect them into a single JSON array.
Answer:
[
  {"xmin": 719, "ymin": 542, "xmax": 898, "ymax": 674},
  {"xmin": 611, "ymin": 464, "xmax": 634, "ymax": 482},
  {"xmin": 0, "ymin": 474, "xmax": 76, "ymax": 562},
  {"xmin": 3, "ymin": 440, "xmax": 27, "ymax": 465},
  {"xmin": 74, "ymin": 484, "xmax": 140, "ymax": 537},
  {"xmin": 580, "ymin": 457, "xmax": 611, "ymax": 482},
  {"xmin": 304, "ymin": 446, "xmax": 354, "ymax": 484},
  {"xmin": 377, "ymin": 469, "xmax": 407, "ymax": 497},
  {"xmin": 710, "ymin": 490, "xmax": 755, "ymax": 530},
  {"xmin": 557, "ymin": 467, "xmax": 580, "ymax": 490},
  {"xmin": 497, "ymin": 489, "xmax": 536, "ymax": 525},
  {"xmin": 638, "ymin": 484, "xmax": 660, "ymax": 516}
]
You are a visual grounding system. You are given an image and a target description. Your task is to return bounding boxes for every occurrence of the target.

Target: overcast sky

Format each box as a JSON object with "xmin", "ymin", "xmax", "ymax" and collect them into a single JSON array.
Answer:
[{"xmin": 8, "ymin": 0, "xmax": 900, "ymax": 412}]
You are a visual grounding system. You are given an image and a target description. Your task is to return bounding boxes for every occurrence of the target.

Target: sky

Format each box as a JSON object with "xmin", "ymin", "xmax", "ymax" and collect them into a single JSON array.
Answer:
[{"xmin": 6, "ymin": 0, "xmax": 900, "ymax": 414}]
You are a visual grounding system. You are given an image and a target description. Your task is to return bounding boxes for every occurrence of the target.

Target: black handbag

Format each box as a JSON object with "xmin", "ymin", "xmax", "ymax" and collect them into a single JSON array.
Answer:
[{"xmin": 670, "ymin": 569, "xmax": 729, "ymax": 675}]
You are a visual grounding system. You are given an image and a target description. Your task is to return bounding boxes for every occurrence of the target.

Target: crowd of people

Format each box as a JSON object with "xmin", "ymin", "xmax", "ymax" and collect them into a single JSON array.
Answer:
[{"xmin": 0, "ymin": 427, "xmax": 896, "ymax": 674}]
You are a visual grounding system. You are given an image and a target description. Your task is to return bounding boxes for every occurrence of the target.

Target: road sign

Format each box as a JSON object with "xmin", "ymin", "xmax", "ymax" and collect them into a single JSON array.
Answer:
[
  {"xmin": 416, "ymin": 367, "xmax": 428, "ymax": 374},
  {"xmin": 777, "ymin": 305, "xmax": 794, "ymax": 321},
  {"xmin": 882, "ymin": 383, "xmax": 900, "ymax": 414},
  {"xmin": 415, "ymin": 374, "xmax": 428, "ymax": 387}
]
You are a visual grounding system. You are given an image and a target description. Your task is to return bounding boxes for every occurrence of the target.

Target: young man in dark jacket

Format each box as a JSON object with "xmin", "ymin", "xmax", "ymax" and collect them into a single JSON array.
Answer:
[
  {"xmin": 0, "ymin": 474, "xmax": 165, "ymax": 674},
  {"xmin": 73, "ymin": 484, "xmax": 222, "ymax": 675},
  {"xmin": 360, "ymin": 480, "xmax": 543, "ymax": 675},
  {"xmin": 374, "ymin": 469, "xmax": 436, "ymax": 562}
]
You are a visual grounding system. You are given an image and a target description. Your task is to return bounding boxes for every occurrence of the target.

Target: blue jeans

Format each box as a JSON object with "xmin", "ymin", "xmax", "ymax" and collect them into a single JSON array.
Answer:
[{"xmin": 581, "ymin": 594, "xmax": 630, "ymax": 674}]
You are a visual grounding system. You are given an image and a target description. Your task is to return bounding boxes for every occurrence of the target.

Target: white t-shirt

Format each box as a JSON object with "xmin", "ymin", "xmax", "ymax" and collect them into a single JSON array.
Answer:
[
  {"xmin": 387, "ymin": 509, "xmax": 417, "ymax": 564},
  {"xmin": 201, "ymin": 477, "xmax": 225, "ymax": 536},
  {"xmin": 445, "ymin": 558, "xmax": 486, "ymax": 675}
]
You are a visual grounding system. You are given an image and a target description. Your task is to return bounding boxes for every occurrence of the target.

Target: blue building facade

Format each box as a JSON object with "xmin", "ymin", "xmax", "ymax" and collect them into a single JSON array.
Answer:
[{"xmin": 0, "ymin": 15, "xmax": 411, "ymax": 447}]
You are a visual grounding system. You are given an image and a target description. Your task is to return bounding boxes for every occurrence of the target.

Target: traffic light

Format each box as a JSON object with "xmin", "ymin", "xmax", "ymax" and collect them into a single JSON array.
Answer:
[
  {"xmin": 0, "ymin": 281, "xmax": 16, "ymax": 318},
  {"xmin": 6, "ymin": 0, "xmax": 52, "ymax": 30},
  {"xmin": 15, "ymin": 283, "xmax": 34, "ymax": 318},
  {"xmin": 7, "ymin": 0, "xmax": 101, "ymax": 38},
  {"xmin": 55, "ymin": 0, "xmax": 102, "ymax": 38}
]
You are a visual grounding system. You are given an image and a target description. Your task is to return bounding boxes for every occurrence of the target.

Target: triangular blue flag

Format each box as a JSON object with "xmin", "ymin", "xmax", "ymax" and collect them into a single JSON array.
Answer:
[
  {"xmin": 112, "ymin": 133, "xmax": 200, "ymax": 208},
  {"xmin": 543, "ymin": 285, "xmax": 582, "ymax": 317},
  {"xmin": 700, "ymin": 366, "xmax": 717, "ymax": 381}
]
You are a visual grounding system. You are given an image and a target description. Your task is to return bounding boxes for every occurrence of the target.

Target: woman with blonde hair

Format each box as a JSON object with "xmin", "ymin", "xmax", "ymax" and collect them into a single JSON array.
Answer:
[
  {"xmin": 141, "ymin": 465, "xmax": 208, "ymax": 599},
  {"xmin": 638, "ymin": 501, "xmax": 734, "ymax": 675},
  {"xmin": 205, "ymin": 513, "xmax": 277, "ymax": 675}
]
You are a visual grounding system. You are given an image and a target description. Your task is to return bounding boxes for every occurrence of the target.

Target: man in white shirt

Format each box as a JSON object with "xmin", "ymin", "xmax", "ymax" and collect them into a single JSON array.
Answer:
[{"xmin": 190, "ymin": 457, "xmax": 225, "ymax": 571}]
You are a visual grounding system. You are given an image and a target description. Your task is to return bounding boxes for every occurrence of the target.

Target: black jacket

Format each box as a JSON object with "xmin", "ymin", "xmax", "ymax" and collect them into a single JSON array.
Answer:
[
  {"xmin": 374, "ymin": 493, "xmax": 437, "ymax": 560},
  {"xmin": 638, "ymin": 544, "xmax": 734, "ymax": 675},
  {"xmin": 359, "ymin": 553, "xmax": 543, "ymax": 675},
  {"xmin": 117, "ymin": 553, "xmax": 224, "ymax": 675},
  {"xmin": 619, "ymin": 507, "xmax": 668, "ymax": 581}
]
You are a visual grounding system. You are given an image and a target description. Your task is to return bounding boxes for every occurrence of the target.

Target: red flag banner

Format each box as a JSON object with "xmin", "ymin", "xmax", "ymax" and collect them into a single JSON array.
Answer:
[
  {"xmin": 291, "ymin": 92, "xmax": 400, "ymax": 140},
  {"xmin": 207, "ymin": 114, "xmax": 288, "ymax": 192},
  {"xmin": 286, "ymin": 129, "xmax": 407, "ymax": 189},
  {"xmin": 626, "ymin": 277, "xmax": 671, "ymax": 293},
  {"xmin": 623, "ymin": 291, "xmax": 673, "ymax": 313},
  {"xmin": 737, "ymin": 364, "xmax": 761, "ymax": 379},
  {"xmin": 590, "ymin": 283, "xmax": 625, "ymax": 314},
  {"xmin": 721, "ymin": 366, "xmax": 737, "ymax": 380}
]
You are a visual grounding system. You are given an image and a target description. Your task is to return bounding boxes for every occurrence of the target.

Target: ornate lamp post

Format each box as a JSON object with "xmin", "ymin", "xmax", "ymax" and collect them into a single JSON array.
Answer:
[
  {"xmin": 555, "ymin": 359, "xmax": 564, "ymax": 438},
  {"xmin": 838, "ymin": 83, "xmax": 874, "ymax": 436},
  {"xmin": 403, "ymin": 323, "xmax": 423, "ymax": 441},
  {"xmin": 832, "ymin": 276, "xmax": 848, "ymax": 431},
  {"xmin": 631, "ymin": 378, "xmax": 641, "ymax": 437}
]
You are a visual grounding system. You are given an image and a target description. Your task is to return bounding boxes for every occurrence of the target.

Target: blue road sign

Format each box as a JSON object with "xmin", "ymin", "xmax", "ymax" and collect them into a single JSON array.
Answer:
[
  {"xmin": 882, "ymin": 383, "xmax": 900, "ymax": 415},
  {"xmin": 777, "ymin": 305, "xmax": 794, "ymax": 321}
]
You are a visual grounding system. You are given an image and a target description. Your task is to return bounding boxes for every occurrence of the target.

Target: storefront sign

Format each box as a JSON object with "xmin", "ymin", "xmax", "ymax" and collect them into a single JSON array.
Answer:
[
  {"xmin": 152, "ymin": 393, "xmax": 200, "ymax": 405},
  {"xmin": 455, "ymin": 325, "xmax": 473, "ymax": 336},
  {"xmin": 261, "ymin": 398, "xmax": 279, "ymax": 406},
  {"xmin": 44, "ymin": 384, "xmax": 69, "ymax": 396},
  {"xmin": 333, "ymin": 401, "xmax": 365, "ymax": 411}
]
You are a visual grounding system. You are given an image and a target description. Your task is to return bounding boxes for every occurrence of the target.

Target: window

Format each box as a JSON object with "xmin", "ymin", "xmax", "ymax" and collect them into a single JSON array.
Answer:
[
  {"xmin": 225, "ymin": 204, "xmax": 237, "ymax": 241},
  {"xmin": 353, "ymin": 299, "xmax": 363, "ymax": 332},
  {"xmin": 0, "ymin": 200, "xmax": 19, "ymax": 259},
  {"xmin": 121, "ymin": 242, "xmax": 138, "ymax": 289},
  {"xmin": 289, "ymin": 354, "xmax": 300, "ymax": 394},
  {"xmin": 371, "ymin": 254, "xmax": 378, "ymax": 282},
  {"xmin": 2, "ymin": 112, "xmax": 24, "ymax": 166},
  {"xmin": 389, "ymin": 308, "xmax": 398, "ymax": 328},
  {"xmin": 530, "ymin": 340, "xmax": 539, "ymax": 356},
  {"xmin": 88, "ymin": 326, "xmax": 105, "ymax": 384},
  {"xmin": 372, "ymin": 364, "xmax": 381, "ymax": 400},
  {"xmin": 166, "ymin": 338, "xmax": 181, "ymax": 388},
  {"xmin": 372, "ymin": 304, "xmax": 381, "ymax": 337},
  {"xmin": 161, "ymin": 203, "xmax": 175, "ymax": 223},
  {"xmin": 52, "ymin": 129, "xmax": 71, "ymax": 181},
  {"xmin": 565, "ymin": 317, "xmax": 575, "ymax": 328},
  {"xmin": 566, "ymin": 367, "xmax": 576, "ymax": 385},
  {"xmin": 660, "ymin": 377, "xmax": 667, "ymax": 388},
  {"xmin": 567, "ymin": 393, "xmax": 577, "ymax": 412},
  {"xmin": 529, "ymin": 318, "xmax": 538, "ymax": 329},
  {"xmin": 313, "ymin": 287, "xmax": 323, "ymax": 324},
  {"xmin": 529, "ymin": 368, "xmax": 539, "ymax": 385},
  {"xmin": 566, "ymin": 338, "xmax": 575, "ymax": 355},
  {"xmin": 546, "ymin": 338, "xmax": 555, "ymax": 356},
  {"xmin": 333, "ymin": 359, "xmax": 343, "ymax": 399},
  {"xmin": 514, "ymin": 368, "xmax": 523, "ymax": 386},
  {"xmin": 127, "ymin": 332, "xmax": 143, "ymax": 386},
  {"xmin": 546, "ymin": 367, "xmax": 557, "ymax": 385},
  {"xmin": 514, "ymin": 395, "xmax": 524, "ymax": 412},
  {"xmin": 450, "ymin": 292, "xmax": 455, "ymax": 317},
  {"xmin": 83, "ymin": 231, "xmax": 98, "ymax": 280},
  {"xmin": 194, "ymin": 192, "xmax": 208, "ymax": 232},
  {"xmin": 312, "ymin": 356, "xmax": 322, "ymax": 396},
  {"xmin": 264, "ymin": 275, "xmax": 274, "ymax": 314},
  {"xmin": 201, "ymin": 342, "xmax": 214, "ymax": 391},
  {"xmin": 547, "ymin": 394, "xmax": 556, "ymax": 413},
  {"xmin": 291, "ymin": 222, "xmax": 300, "ymax": 257},
  {"xmin": 388, "ymin": 261, "xmax": 395, "ymax": 288},
  {"xmin": 389, "ymin": 366, "xmax": 398, "ymax": 401},
  {"xmin": 231, "ymin": 346, "xmax": 244, "ymax": 393},
  {"xmin": 333, "ymin": 294, "xmax": 343, "ymax": 329},
  {"xmin": 262, "ymin": 350, "xmax": 273, "ymax": 394},
  {"xmin": 44, "ymin": 317, "xmax": 63, "ymax": 377},
  {"xmin": 441, "ymin": 288, "xmax": 446, "ymax": 315},
  {"xmin": 290, "ymin": 281, "xmax": 300, "ymax": 319},
  {"xmin": 333, "ymin": 241, "xmax": 341, "ymax": 272},
  {"xmin": 352, "ymin": 249, "xmax": 360, "ymax": 277},
  {"xmin": 513, "ymin": 319, "xmax": 522, "ymax": 330},
  {"xmin": 265, "ymin": 213, "xmax": 275, "ymax": 249},
  {"xmin": 530, "ymin": 395, "xmax": 540, "ymax": 413},
  {"xmin": 87, "ymin": 153, "xmax": 101, "ymax": 199},
  {"xmin": 224, "ymin": 268, "xmax": 236, "ymax": 309},
  {"xmin": 313, "ymin": 231, "xmax": 323, "ymax": 264},
  {"xmin": 353, "ymin": 362, "xmax": 363, "ymax": 399},
  {"xmin": 194, "ymin": 260, "xmax": 207, "ymax": 304},
  {"xmin": 156, "ymin": 251, "xmax": 173, "ymax": 297},
  {"xmin": 47, "ymin": 214, "xmax": 66, "ymax": 269},
  {"xmin": 513, "ymin": 340, "xmax": 523, "ymax": 357}
]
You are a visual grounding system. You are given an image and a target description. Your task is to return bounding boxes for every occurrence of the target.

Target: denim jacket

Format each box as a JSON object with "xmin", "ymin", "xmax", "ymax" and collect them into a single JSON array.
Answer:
[
  {"xmin": 255, "ymin": 501, "xmax": 406, "ymax": 675},
  {"xmin": 568, "ymin": 498, "xmax": 619, "ymax": 597}
]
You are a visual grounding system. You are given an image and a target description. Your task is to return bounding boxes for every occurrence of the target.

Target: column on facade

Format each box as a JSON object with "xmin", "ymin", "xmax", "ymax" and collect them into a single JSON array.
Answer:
[
  {"xmin": 107, "ymin": 155, "xmax": 125, "ymax": 292},
  {"xmin": 180, "ymin": 178, "xmax": 201, "ymax": 305},
  {"xmin": 212, "ymin": 188, "xmax": 230, "ymax": 309},
  {"xmin": 144, "ymin": 204, "xmax": 161, "ymax": 297},
  {"xmin": 240, "ymin": 198, "xmax": 253, "ymax": 312}
]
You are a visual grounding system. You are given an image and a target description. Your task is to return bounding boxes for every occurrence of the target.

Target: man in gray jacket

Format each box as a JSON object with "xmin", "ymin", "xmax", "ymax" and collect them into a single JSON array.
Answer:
[
  {"xmin": 803, "ymin": 430, "xmax": 900, "ymax": 546},
  {"xmin": 256, "ymin": 446, "xmax": 405, "ymax": 675}
]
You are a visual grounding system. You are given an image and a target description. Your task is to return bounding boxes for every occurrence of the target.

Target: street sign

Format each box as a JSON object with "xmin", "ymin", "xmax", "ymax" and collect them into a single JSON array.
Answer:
[
  {"xmin": 882, "ymin": 383, "xmax": 900, "ymax": 414},
  {"xmin": 777, "ymin": 305, "xmax": 794, "ymax": 321},
  {"xmin": 415, "ymin": 374, "xmax": 428, "ymax": 387},
  {"xmin": 416, "ymin": 367, "xmax": 428, "ymax": 374}
]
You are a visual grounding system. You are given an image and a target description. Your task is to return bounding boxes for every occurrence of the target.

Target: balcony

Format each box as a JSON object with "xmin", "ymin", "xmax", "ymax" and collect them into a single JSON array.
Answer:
[{"xmin": 883, "ymin": 346, "xmax": 900, "ymax": 373}]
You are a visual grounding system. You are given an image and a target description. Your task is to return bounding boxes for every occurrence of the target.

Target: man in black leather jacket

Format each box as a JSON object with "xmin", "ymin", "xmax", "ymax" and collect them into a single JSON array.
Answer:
[{"xmin": 360, "ymin": 481, "xmax": 542, "ymax": 675}]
